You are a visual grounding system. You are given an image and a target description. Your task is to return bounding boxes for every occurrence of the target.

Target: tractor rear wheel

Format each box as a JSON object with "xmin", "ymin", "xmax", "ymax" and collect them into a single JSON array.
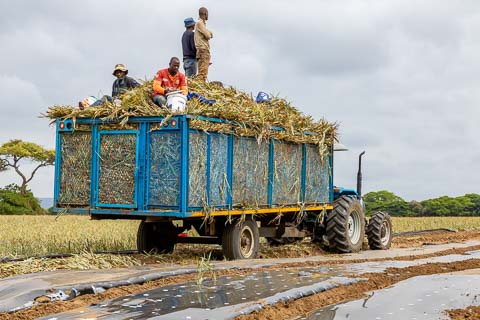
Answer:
[
  {"xmin": 326, "ymin": 196, "xmax": 365, "ymax": 253},
  {"xmin": 137, "ymin": 221, "xmax": 177, "ymax": 254},
  {"xmin": 367, "ymin": 211, "xmax": 393, "ymax": 250},
  {"xmin": 222, "ymin": 217, "xmax": 260, "ymax": 260}
]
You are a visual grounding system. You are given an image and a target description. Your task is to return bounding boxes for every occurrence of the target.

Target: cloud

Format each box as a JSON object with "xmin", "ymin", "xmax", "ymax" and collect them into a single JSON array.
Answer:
[{"xmin": 0, "ymin": 0, "xmax": 479, "ymax": 200}]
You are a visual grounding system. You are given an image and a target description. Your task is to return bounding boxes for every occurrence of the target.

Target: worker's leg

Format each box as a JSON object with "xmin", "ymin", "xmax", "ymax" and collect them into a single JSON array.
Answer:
[
  {"xmin": 183, "ymin": 58, "xmax": 198, "ymax": 78},
  {"xmin": 153, "ymin": 95, "xmax": 167, "ymax": 107},
  {"xmin": 196, "ymin": 48, "xmax": 210, "ymax": 82},
  {"xmin": 87, "ymin": 95, "xmax": 112, "ymax": 108}
]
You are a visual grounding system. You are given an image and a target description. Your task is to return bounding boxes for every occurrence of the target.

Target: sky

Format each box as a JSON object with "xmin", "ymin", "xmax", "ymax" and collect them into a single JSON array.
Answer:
[{"xmin": 0, "ymin": 0, "xmax": 479, "ymax": 201}]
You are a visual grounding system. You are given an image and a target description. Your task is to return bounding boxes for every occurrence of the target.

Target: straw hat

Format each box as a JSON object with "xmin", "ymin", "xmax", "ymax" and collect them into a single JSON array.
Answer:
[{"xmin": 112, "ymin": 64, "xmax": 128, "ymax": 75}]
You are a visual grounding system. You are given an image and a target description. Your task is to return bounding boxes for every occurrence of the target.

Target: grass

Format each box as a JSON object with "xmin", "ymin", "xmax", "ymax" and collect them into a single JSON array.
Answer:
[
  {"xmin": 391, "ymin": 216, "xmax": 480, "ymax": 233},
  {"xmin": 1, "ymin": 215, "xmax": 480, "ymax": 278},
  {"xmin": 0, "ymin": 215, "xmax": 137, "ymax": 258},
  {"xmin": 2, "ymin": 215, "xmax": 480, "ymax": 258}
]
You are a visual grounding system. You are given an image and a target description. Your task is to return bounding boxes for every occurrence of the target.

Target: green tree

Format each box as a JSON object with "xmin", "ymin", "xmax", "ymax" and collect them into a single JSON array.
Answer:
[
  {"xmin": 363, "ymin": 190, "xmax": 414, "ymax": 216},
  {"xmin": 0, "ymin": 139, "xmax": 55, "ymax": 194},
  {"xmin": 421, "ymin": 195, "xmax": 477, "ymax": 216},
  {"xmin": 465, "ymin": 194, "xmax": 480, "ymax": 215},
  {"xmin": 0, "ymin": 184, "xmax": 45, "ymax": 214}
]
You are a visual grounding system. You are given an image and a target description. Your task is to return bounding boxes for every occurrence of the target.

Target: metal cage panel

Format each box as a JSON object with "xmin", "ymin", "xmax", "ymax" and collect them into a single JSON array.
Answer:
[
  {"xmin": 209, "ymin": 134, "xmax": 229, "ymax": 206},
  {"xmin": 58, "ymin": 132, "xmax": 92, "ymax": 205},
  {"xmin": 272, "ymin": 141, "xmax": 303, "ymax": 205},
  {"xmin": 148, "ymin": 131, "xmax": 181, "ymax": 207},
  {"xmin": 232, "ymin": 137, "xmax": 269, "ymax": 207},
  {"xmin": 188, "ymin": 131, "xmax": 207, "ymax": 207},
  {"xmin": 305, "ymin": 145, "xmax": 330, "ymax": 203},
  {"xmin": 97, "ymin": 132, "xmax": 137, "ymax": 206}
]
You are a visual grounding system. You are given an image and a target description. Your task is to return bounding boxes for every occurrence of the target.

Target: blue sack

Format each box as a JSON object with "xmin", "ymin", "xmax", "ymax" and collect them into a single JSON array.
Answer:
[
  {"xmin": 187, "ymin": 92, "xmax": 216, "ymax": 105},
  {"xmin": 256, "ymin": 91, "xmax": 270, "ymax": 103}
]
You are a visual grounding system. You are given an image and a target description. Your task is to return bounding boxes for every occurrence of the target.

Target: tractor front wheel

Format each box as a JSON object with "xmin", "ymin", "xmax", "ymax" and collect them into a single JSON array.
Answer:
[
  {"xmin": 326, "ymin": 196, "xmax": 365, "ymax": 253},
  {"xmin": 367, "ymin": 211, "xmax": 393, "ymax": 250}
]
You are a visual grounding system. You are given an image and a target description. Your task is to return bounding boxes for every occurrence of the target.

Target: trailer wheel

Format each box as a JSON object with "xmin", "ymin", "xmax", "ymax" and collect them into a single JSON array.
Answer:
[
  {"xmin": 367, "ymin": 211, "xmax": 393, "ymax": 250},
  {"xmin": 137, "ymin": 221, "xmax": 177, "ymax": 254},
  {"xmin": 326, "ymin": 196, "xmax": 365, "ymax": 253},
  {"xmin": 222, "ymin": 217, "xmax": 260, "ymax": 260}
]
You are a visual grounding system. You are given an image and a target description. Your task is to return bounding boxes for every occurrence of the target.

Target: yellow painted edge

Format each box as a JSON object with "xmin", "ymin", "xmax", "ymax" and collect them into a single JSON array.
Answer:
[{"xmin": 189, "ymin": 205, "xmax": 333, "ymax": 218}]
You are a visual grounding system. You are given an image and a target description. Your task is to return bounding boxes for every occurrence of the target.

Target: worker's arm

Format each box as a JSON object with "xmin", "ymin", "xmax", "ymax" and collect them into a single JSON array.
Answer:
[
  {"xmin": 153, "ymin": 80, "xmax": 165, "ymax": 95},
  {"xmin": 196, "ymin": 20, "xmax": 213, "ymax": 40},
  {"xmin": 180, "ymin": 75, "xmax": 188, "ymax": 96},
  {"xmin": 190, "ymin": 33, "xmax": 196, "ymax": 55},
  {"xmin": 153, "ymin": 72, "xmax": 165, "ymax": 95},
  {"xmin": 129, "ymin": 77, "xmax": 140, "ymax": 88}
]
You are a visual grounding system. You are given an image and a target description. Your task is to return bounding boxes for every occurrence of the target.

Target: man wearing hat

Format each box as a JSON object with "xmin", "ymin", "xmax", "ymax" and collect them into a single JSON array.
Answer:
[
  {"xmin": 80, "ymin": 63, "xmax": 139, "ymax": 109},
  {"xmin": 182, "ymin": 17, "xmax": 197, "ymax": 78}
]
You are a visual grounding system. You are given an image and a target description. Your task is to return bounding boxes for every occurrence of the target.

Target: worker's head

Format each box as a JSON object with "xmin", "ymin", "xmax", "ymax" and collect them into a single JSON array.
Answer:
[
  {"xmin": 112, "ymin": 64, "xmax": 128, "ymax": 78},
  {"xmin": 199, "ymin": 7, "xmax": 208, "ymax": 21},
  {"xmin": 168, "ymin": 57, "xmax": 181, "ymax": 75},
  {"xmin": 184, "ymin": 17, "xmax": 195, "ymax": 30}
]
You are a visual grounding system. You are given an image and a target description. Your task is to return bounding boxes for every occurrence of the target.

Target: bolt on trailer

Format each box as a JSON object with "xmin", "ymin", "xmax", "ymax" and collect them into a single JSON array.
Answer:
[{"xmin": 53, "ymin": 115, "xmax": 392, "ymax": 260}]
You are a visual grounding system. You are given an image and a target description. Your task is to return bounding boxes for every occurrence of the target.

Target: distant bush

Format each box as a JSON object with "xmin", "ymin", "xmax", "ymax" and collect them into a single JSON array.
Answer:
[
  {"xmin": 364, "ymin": 190, "xmax": 480, "ymax": 217},
  {"xmin": 364, "ymin": 190, "xmax": 414, "ymax": 216},
  {"xmin": 0, "ymin": 184, "xmax": 46, "ymax": 215}
]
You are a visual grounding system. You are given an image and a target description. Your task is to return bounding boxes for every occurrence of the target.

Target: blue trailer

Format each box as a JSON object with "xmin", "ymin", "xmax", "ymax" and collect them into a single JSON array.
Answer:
[{"xmin": 53, "ymin": 115, "xmax": 392, "ymax": 259}]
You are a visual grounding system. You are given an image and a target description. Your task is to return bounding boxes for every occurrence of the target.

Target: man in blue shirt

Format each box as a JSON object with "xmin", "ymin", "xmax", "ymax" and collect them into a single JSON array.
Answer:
[
  {"xmin": 182, "ymin": 17, "xmax": 197, "ymax": 78},
  {"xmin": 79, "ymin": 64, "xmax": 139, "ymax": 109}
]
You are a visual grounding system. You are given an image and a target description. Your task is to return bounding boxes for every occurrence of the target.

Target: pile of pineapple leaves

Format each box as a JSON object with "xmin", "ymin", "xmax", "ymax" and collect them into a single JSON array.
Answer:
[{"xmin": 43, "ymin": 79, "xmax": 338, "ymax": 149}]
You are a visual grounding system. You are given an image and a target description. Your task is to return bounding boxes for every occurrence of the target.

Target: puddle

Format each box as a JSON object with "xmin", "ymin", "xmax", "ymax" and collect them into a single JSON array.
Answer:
[
  {"xmin": 305, "ymin": 272, "xmax": 480, "ymax": 320},
  {"xmin": 0, "ymin": 266, "xmax": 192, "ymax": 313},
  {"xmin": 38, "ymin": 269, "xmax": 356, "ymax": 320},
  {"xmin": 14, "ymin": 250, "xmax": 480, "ymax": 319},
  {"xmin": 344, "ymin": 250, "xmax": 480, "ymax": 274}
]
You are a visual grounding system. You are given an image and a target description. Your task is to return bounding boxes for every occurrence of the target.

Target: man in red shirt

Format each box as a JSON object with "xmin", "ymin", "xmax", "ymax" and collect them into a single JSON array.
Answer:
[{"xmin": 152, "ymin": 57, "xmax": 188, "ymax": 107}]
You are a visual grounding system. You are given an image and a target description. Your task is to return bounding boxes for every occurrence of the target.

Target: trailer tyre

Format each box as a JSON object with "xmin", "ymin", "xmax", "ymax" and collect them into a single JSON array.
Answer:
[
  {"xmin": 326, "ymin": 196, "xmax": 365, "ymax": 253},
  {"xmin": 367, "ymin": 211, "xmax": 393, "ymax": 250},
  {"xmin": 222, "ymin": 218, "xmax": 260, "ymax": 260},
  {"xmin": 137, "ymin": 221, "xmax": 177, "ymax": 254}
]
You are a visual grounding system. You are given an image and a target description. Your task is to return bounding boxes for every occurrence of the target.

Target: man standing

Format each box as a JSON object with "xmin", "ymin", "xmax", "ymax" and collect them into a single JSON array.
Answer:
[
  {"xmin": 152, "ymin": 57, "xmax": 188, "ymax": 107},
  {"xmin": 194, "ymin": 7, "xmax": 213, "ymax": 82},
  {"xmin": 79, "ymin": 63, "xmax": 139, "ymax": 109},
  {"xmin": 182, "ymin": 17, "xmax": 197, "ymax": 78}
]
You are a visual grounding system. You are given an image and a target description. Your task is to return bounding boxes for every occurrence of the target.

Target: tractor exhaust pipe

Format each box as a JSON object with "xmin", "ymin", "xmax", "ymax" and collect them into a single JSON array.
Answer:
[{"xmin": 357, "ymin": 151, "xmax": 366, "ymax": 197}]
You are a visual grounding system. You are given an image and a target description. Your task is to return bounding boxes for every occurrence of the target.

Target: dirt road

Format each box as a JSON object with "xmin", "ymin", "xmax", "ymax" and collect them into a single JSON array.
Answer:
[{"xmin": 1, "ymin": 230, "xmax": 480, "ymax": 320}]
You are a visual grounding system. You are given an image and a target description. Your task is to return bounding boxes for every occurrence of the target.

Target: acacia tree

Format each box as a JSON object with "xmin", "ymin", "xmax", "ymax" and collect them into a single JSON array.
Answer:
[
  {"xmin": 0, "ymin": 159, "xmax": 6, "ymax": 172},
  {"xmin": 0, "ymin": 140, "xmax": 55, "ymax": 194}
]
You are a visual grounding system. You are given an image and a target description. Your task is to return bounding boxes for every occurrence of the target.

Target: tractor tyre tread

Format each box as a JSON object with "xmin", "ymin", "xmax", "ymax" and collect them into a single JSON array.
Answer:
[
  {"xmin": 367, "ymin": 211, "xmax": 393, "ymax": 250},
  {"xmin": 326, "ymin": 195, "xmax": 365, "ymax": 253}
]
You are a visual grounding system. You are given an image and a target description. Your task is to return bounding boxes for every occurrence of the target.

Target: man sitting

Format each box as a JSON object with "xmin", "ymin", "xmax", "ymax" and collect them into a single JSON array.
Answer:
[
  {"xmin": 79, "ymin": 64, "xmax": 139, "ymax": 109},
  {"xmin": 152, "ymin": 57, "xmax": 188, "ymax": 107}
]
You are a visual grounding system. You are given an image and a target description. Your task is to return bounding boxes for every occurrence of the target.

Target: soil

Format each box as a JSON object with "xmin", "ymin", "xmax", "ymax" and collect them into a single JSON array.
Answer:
[
  {"xmin": 392, "ymin": 229, "xmax": 480, "ymax": 248},
  {"xmin": 447, "ymin": 306, "xmax": 480, "ymax": 320},
  {"xmin": 2, "ymin": 230, "xmax": 480, "ymax": 320}
]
